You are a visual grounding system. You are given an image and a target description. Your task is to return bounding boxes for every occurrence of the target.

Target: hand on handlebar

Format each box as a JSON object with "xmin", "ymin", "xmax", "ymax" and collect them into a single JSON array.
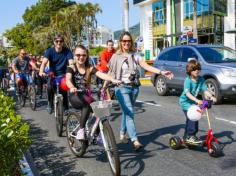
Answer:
[
  {"xmin": 70, "ymin": 87, "xmax": 77, "ymax": 93},
  {"xmin": 196, "ymin": 99, "xmax": 203, "ymax": 106},
  {"xmin": 111, "ymin": 78, "xmax": 122, "ymax": 85},
  {"xmin": 39, "ymin": 72, "xmax": 46, "ymax": 77}
]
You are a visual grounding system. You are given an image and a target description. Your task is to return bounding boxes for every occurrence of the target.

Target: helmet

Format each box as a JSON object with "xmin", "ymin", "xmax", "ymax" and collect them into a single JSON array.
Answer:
[{"xmin": 187, "ymin": 105, "xmax": 202, "ymax": 121}]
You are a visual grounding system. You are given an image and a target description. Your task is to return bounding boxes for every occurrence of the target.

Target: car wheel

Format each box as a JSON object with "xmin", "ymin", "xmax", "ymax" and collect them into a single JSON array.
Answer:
[
  {"xmin": 205, "ymin": 78, "xmax": 222, "ymax": 104},
  {"xmin": 155, "ymin": 75, "xmax": 168, "ymax": 96}
]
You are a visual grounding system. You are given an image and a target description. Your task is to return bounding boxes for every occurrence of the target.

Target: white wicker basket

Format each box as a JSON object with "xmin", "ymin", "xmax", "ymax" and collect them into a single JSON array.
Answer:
[{"xmin": 90, "ymin": 100, "xmax": 113, "ymax": 117}]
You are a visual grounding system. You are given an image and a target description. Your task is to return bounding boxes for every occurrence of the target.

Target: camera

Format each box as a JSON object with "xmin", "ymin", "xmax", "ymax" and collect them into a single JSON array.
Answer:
[{"xmin": 129, "ymin": 70, "xmax": 141, "ymax": 87}]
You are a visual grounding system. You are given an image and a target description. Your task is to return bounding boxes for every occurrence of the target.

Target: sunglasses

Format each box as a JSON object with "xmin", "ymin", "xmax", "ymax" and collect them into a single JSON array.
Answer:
[
  {"xmin": 75, "ymin": 54, "xmax": 87, "ymax": 57},
  {"xmin": 21, "ymin": 53, "xmax": 26, "ymax": 55},
  {"xmin": 55, "ymin": 40, "xmax": 63, "ymax": 43},
  {"xmin": 192, "ymin": 68, "xmax": 201, "ymax": 71},
  {"xmin": 121, "ymin": 40, "xmax": 131, "ymax": 43}
]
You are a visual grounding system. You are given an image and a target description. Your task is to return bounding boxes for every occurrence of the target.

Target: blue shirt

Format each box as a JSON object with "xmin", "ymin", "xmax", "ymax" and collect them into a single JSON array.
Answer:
[
  {"xmin": 44, "ymin": 47, "xmax": 73, "ymax": 76},
  {"xmin": 179, "ymin": 76, "xmax": 207, "ymax": 110}
]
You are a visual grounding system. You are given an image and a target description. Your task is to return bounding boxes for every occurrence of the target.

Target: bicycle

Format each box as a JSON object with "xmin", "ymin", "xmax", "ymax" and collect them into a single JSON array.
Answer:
[
  {"xmin": 65, "ymin": 92, "xmax": 120, "ymax": 176},
  {"xmin": 15, "ymin": 73, "xmax": 36, "ymax": 110},
  {"xmin": 47, "ymin": 72, "xmax": 64, "ymax": 137}
]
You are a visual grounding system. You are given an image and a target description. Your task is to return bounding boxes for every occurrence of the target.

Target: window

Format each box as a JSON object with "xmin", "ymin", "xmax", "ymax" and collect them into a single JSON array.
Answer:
[
  {"xmin": 166, "ymin": 48, "xmax": 181, "ymax": 61},
  {"xmin": 181, "ymin": 48, "xmax": 198, "ymax": 62},
  {"xmin": 152, "ymin": 0, "xmax": 166, "ymax": 26}
]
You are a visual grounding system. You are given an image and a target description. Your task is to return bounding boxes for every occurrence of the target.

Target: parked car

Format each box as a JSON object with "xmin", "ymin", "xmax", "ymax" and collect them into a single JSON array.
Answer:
[{"xmin": 151, "ymin": 45, "xmax": 236, "ymax": 104}]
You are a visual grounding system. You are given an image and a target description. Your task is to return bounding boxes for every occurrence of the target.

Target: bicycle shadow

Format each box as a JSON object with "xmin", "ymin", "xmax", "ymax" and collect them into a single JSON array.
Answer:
[
  {"xmin": 116, "ymin": 124, "xmax": 184, "ymax": 175},
  {"xmin": 23, "ymin": 119, "xmax": 87, "ymax": 176}
]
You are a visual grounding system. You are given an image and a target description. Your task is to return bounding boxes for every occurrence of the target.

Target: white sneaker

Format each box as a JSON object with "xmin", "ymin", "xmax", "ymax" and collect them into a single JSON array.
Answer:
[{"xmin": 76, "ymin": 128, "xmax": 85, "ymax": 140}]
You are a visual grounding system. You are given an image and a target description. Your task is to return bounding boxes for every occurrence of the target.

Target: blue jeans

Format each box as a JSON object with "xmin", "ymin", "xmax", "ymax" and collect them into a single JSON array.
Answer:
[
  {"xmin": 183, "ymin": 110, "xmax": 199, "ymax": 137},
  {"xmin": 115, "ymin": 86, "xmax": 139, "ymax": 142}
]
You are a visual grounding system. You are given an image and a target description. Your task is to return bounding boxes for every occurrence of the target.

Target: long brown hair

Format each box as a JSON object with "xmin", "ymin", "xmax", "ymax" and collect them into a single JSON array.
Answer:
[
  {"xmin": 117, "ymin": 31, "xmax": 135, "ymax": 53},
  {"xmin": 74, "ymin": 44, "xmax": 92, "ymax": 86}
]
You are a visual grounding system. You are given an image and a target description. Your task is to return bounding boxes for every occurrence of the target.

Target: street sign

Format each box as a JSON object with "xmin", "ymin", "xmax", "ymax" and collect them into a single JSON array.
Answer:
[{"xmin": 182, "ymin": 26, "xmax": 192, "ymax": 34}]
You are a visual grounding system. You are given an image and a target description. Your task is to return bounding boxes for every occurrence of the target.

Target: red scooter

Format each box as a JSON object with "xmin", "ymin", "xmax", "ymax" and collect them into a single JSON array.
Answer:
[{"xmin": 169, "ymin": 100, "xmax": 223, "ymax": 157}]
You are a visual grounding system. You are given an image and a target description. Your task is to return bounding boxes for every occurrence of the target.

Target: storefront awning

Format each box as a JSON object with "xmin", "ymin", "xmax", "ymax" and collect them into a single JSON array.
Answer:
[{"xmin": 225, "ymin": 29, "xmax": 236, "ymax": 33}]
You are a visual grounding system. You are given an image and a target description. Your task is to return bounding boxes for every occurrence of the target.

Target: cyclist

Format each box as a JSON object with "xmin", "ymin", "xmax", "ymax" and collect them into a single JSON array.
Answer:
[
  {"xmin": 0, "ymin": 51, "xmax": 8, "ymax": 89},
  {"xmin": 39, "ymin": 34, "xmax": 74, "ymax": 114},
  {"xmin": 96, "ymin": 40, "xmax": 115, "ymax": 86},
  {"xmin": 12, "ymin": 49, "xmax": 38, "ymax": 94},
  {"xmin": 66, "ymin": 44, "xmax": 121, "ymax": 140}
]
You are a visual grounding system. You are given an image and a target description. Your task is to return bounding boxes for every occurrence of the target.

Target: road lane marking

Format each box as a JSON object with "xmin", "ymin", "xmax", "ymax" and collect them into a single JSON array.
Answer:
[
  {"xmin": 215, "ymin": 117, "xmax": 236, "ymax": 125},
  {"xmin": 136, "ymin": 100, "xmax": 162, "ymax": 107}
]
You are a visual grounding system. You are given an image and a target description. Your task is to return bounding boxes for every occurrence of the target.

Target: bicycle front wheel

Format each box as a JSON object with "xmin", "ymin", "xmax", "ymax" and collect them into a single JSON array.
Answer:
[
  {"xmin": 101, "ymin": 120, "xmax": 120, "ymax": 176},
  {"xmin": 56, "ymin": 97, "xmax": 64, "ymax": 137},
  {"xmin": 66, "ymin": 112, "xmax": 88, "ymax": 157}
]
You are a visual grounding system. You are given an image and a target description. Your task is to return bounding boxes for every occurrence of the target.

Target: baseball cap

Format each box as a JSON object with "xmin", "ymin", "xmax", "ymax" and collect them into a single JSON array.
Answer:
[{"xmin": 54, "ymin": 34, "xmax": 64, "ymax": 41}]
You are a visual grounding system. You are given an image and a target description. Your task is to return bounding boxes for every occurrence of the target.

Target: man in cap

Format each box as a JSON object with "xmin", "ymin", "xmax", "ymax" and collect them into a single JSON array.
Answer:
[{"xmin": 39, "ymin": 34, "xmax": 74, "ymax": 114}]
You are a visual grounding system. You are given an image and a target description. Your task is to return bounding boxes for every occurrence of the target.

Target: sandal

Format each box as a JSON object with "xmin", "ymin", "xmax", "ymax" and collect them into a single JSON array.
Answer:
[
  {"xmin": 120, "ymin": 134, "xmax": 129, "ymax": 144},
  {"xmin": 133, "ymin": 141, "xmax": 143, "ymax": 151}
]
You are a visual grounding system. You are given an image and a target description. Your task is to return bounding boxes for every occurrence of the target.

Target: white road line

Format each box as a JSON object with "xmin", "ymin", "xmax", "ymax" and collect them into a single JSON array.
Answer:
[
  {"xmin": 215, "ymin": 117, "xmax": 236, "ymax": 125},
  {"xmin": 136, "ymin": 100, "xmax": 162, "ymax": 107}
]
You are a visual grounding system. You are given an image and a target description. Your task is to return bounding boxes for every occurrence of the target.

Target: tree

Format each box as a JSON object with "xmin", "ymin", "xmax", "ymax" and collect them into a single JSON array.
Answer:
[{"xmin": 50, "ymin": 3, "xmax": 101, "ymax": 49}]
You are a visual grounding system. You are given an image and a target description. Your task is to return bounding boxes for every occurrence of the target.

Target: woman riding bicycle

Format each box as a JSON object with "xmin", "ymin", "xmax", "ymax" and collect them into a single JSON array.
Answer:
[{"xmin": 66, "ymin": 45, "xmax": 121, "ymax": 140}]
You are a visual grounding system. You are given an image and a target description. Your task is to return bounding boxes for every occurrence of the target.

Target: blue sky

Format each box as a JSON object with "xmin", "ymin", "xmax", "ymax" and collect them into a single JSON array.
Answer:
[{"xmin": 0, "ymin": 0, "xmax": 140, "ymax": 34}]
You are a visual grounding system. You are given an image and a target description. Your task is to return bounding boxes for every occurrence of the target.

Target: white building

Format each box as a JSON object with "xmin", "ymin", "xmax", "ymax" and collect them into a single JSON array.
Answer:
[
  {"xmin": 94, "ymin": 26, "xmax": 113, "ymax": 47},
  {"xmin": 134, "ymin": 0, "xmax": 236, "ymax": 60},
  {"xmin": 0, "ymin": 33, "xmax": 12, "ymax": 48}
]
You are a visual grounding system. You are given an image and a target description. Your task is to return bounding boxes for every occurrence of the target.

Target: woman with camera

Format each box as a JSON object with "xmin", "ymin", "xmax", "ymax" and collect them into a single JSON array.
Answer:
[{"xmin": 107, "ymin": 31, "xmax": 173, "ymax": 151}]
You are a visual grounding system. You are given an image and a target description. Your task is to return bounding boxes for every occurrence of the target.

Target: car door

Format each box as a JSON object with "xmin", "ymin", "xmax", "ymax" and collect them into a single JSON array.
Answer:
[
  {"xmin": 178, "ymin": 47, "xmax": 199, "ymax": 87},
  {"xmin": 164, "ymin": 48, "xmax": 181, "ymax": 86}
]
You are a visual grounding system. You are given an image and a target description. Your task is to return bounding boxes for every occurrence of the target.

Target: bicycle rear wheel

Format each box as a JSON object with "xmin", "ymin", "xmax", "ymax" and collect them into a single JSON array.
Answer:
[
  {"xmin": 66, "ymin": 112, "xmax": 88, "ymax": 157},
  {"xmin": 55, "ymin": 96, "xmax": 64, "ymax": 137},
  {"xmin": 29, "ymin": 85, "xmax": 36, "ymax": 111},
  {"xmin": 101, "ymin": 120, "xmax": 120, "ymax": 176}
]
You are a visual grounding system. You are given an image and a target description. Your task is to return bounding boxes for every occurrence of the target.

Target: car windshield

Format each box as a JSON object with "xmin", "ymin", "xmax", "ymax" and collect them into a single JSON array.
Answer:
[{"xmin": 197, "ymin": 47, "xmax": 236, "ymax": 63}]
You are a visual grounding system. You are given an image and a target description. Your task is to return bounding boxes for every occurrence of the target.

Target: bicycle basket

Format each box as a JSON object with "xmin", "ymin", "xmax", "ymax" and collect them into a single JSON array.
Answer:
[{"xmin": 90, "ymin": 100, "xmax": 112, "ymax": 117}]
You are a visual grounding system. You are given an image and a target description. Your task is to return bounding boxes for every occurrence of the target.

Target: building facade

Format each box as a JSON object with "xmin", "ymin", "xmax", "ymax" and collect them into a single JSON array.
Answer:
[
  {"xmin": 134, "ymin": 0, "xmax": 235, "ymax": 60},
  {"xmin": 94, "ymin": 26, "xmax": 113, "ymax": 47}
]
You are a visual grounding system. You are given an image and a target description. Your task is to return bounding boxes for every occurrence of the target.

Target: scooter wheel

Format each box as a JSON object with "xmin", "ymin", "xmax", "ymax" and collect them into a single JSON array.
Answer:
[
  {"xmin": 208, "ymin": 141, "xmax": 223, "ymax": 157},
  {"xmin": 169, "ymin": 136, "xmax": 182, "ymax": 150}
]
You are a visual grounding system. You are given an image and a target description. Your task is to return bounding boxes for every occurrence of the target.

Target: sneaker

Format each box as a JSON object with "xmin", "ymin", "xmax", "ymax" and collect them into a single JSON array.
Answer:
[
  {"xmin": 120, "ymin": 134, "xmax": 129, "ymax": 144},
  {"xmin": 184, "ymin": 135, "xmax": 203, "ymax": 145},
  {"xmin": 76, "ymin": 128, "xmax": 85, "ymax": 140},
  {"xmin": 64, "ymin": 109, "xmax": 69, "ymax": 116},
  {"xmin": 47, "ymin": 105, "xmax": 53, "ymax": 114}
]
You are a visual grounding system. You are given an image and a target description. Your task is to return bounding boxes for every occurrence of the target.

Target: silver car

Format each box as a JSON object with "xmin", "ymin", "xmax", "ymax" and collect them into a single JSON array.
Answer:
[{"xmin": 151, "ymin": 45, "xmax": 236, "ymax": 104}]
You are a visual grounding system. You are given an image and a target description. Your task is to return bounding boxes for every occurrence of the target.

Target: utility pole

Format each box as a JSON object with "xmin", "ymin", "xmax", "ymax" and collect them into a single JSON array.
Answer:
[
  {"xmin": 124, "ymin": 0, "xmax": 129, "ymax": 31},
  {"xmin": 193, "ymin": 0, "xmax": 198, "ymax": 40}
]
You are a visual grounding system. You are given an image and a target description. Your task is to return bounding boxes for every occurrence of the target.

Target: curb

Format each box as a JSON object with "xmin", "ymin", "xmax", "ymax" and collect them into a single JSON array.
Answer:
[
  {"xmin": 140, "ymin": 77, "xmax": 152, "ymax": 85},
  {"xmin": 19, "ymin": 150, "xmax": 40, "ymax": 176}
]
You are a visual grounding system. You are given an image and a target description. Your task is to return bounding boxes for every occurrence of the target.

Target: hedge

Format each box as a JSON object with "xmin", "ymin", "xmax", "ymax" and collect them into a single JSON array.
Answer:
[{"xmin": 0, "ymin": 91, "xmax": 32, "ymax": 175}]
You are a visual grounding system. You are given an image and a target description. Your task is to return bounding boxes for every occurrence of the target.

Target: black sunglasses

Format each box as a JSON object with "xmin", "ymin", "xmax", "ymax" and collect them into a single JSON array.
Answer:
[
  {"xmin": 55, "ymin": 40, "xmax": 63, "ymax": 43},
  {"xmin": 75, "ymin": 54, "xmax": 87, "ymax": 57}
]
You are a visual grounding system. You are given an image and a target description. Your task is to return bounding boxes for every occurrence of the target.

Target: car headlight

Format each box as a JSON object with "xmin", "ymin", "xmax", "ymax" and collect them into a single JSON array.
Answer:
[{"xmin": 221, "ymin": 68, "xmax": 236, "ymax": 77}]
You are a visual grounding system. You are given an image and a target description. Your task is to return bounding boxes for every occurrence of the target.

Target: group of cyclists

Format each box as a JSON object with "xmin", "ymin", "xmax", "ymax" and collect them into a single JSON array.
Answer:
[{"xmin": 1, "ymin": 32, "xmax": 173, "ymax": 152}]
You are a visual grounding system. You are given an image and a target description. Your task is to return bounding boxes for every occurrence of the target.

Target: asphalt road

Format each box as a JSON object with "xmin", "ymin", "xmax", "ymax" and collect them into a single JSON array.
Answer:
[{"xmin": 20, "ymin": 86, "xmax": 236, "ymax": 176}]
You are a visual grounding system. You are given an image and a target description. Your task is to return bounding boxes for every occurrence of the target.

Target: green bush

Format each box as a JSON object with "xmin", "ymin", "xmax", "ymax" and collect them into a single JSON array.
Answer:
[{"xmin": 0, "ymin": 91, "xmax": 32, "ymax": 175}]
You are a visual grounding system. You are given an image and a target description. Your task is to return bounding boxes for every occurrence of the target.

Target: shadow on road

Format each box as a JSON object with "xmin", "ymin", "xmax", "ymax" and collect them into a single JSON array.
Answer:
[{"xmin": 24, "ymin": 119, "xmax": 87, "ymax": 176}]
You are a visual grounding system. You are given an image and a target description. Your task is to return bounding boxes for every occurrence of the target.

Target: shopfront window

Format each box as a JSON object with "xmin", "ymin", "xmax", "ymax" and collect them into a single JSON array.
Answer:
[
  {"xmin": 184, "ymin": 0, "xmax": 210, "ymax": 20},
  {"xmin": 152, "ymin": 0, "xmax": 166, "ymax": 26}
]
